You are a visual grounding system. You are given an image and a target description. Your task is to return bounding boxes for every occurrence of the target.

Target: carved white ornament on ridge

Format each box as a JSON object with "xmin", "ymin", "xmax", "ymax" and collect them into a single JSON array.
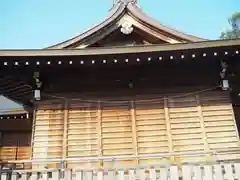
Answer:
[{"xmin": 120, "ymin": 20, "xmax": 134, "ymax": 35}]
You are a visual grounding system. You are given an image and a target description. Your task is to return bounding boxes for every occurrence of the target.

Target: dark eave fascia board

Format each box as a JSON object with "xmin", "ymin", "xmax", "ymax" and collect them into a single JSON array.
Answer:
[
  {"xmin": 0, "ymin": 39, "xmax": 239, "ymax": 57},
  {"xmin": 0, "ymin": 108, "xmax": 28, "ymax": 116}
]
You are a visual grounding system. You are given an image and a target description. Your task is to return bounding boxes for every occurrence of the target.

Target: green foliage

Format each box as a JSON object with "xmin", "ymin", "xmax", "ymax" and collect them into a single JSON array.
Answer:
[{"xmin": 220, "ymin": 12, "xmax": 240, "ymax": 39}]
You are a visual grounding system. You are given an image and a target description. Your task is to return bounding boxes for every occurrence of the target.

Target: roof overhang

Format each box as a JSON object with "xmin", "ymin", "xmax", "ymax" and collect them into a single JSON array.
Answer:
[
  {"xmin": 0, "ymin": 39, "xmax": 239, "ymax": 106},
  {"xmin": 0, "ymin": 39, "xmax": 239, "ymax": 58}
]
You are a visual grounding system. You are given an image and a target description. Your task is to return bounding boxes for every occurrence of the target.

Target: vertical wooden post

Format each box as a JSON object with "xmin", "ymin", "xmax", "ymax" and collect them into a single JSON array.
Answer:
[
  {"xmin": 30, "ymin": 106, "xmax": 37, "ymax": 160},
  {"xmin": 75, "ymin": 171, "xmax": 83, "ymax": 180},
  {"xmin": 182, "ymin": 166, "xmax": 192, "ymax": 180},
  {"xmin": 204, "ymin": 166, "xmax": 213, "ymax": 180},
  {"xmin": 196, "ymin": 95, "xmax": 210, "ymax": 153},
  {"xmin": 214, "ymin": 164, "xmax": 224, "ymax": 180},
  {"xmin": 131, "ymin": 100, "xmax": 138, "ymax": 164},
  {"xmin": 230, "ymin": 103, "xmax": 240, "ymax": 144},
  {"xmin": 164, "ymin": 97, "xmax": 174, "ymax": 162},
  {"xmin": 97, "ymin": 100, "xmax": 103, "ymax": 168},
  {"xmin": 62, "ymin": 100, "xmax": 69, "ymax": 166},
  {"xmin": 170, "ymin": 166, "xmax": 179, "ymax": 180},
  {"xmin": 11, "ymin": 172, "xmax": 17, "ymax": 180}
]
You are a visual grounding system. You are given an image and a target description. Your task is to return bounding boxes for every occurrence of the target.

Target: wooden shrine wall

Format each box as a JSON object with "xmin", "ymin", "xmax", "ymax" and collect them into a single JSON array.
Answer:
[
  {"xmin": 32, "ymin": 90, "xmax": 240, "ymax": 169},
  {"xmin": 233, "ymin": 106, "xmax": 240, "ymax": 134},
  {"xmin": 0, "ymin": 119, "xmax": 32, "ymax": 163}
]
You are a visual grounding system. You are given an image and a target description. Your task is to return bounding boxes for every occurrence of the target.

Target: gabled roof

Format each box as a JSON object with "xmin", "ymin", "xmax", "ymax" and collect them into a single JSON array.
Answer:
[{"xmin": 47, "ymin": 1, "xmax": 207, "ymax": 49}]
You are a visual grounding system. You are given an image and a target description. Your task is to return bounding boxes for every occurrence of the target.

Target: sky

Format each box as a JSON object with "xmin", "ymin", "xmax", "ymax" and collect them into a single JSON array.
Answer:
[{"xmin": 0, "ymin": 0, "xmax": 239, "ymax": 49}]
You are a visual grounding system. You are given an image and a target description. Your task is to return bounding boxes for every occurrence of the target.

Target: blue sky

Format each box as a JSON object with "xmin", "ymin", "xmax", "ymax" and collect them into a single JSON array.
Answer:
[{"xmin": 0, "ymin": 0, "xmax": 239, "ymax": 49}]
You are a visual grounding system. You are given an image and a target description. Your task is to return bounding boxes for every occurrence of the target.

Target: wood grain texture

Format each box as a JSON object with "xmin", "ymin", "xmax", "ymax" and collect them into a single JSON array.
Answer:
[
  {"xmin": 32, "ymin": 102, "xmax": 64, "ymax": 168},
  {"xmin": 30, "ymin": 90, "xmax": 239, "ymax": 168}
]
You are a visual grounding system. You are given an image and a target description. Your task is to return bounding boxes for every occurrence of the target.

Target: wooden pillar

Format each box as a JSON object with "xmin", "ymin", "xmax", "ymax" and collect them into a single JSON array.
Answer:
[
  {"xmin": 62, "ymin": 100, "xmax": 69, "ymax": 164},
  {"xmin": 97, "ymin": 101, "xmax": 103, "ymax": 168},
  {"xmin": 196, "ymin": 95, "xmax": 210, "ymax": 159},
  {"xmin": 164, "ymin": 97, "xmax": 174, "ymax": 162},
  {"xmin": 230, "ymin": 104, "xmax": 240, "ymax": 145},
  {"xmin": 130, "ymin": 100, "xmax": 138, "ymax": 164},
  {"xmin": 30, "ymin": 107, "xmax": 37, "ymax": 160}
]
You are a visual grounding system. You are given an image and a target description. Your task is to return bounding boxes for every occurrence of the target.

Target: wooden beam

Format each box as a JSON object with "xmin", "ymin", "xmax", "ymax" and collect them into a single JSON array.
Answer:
[
  {"xmin": 196, "ymin": 95, "xmax": 210, "ymax": 152},
  {"xmin": 97, "ymin": 100, "xmax": 103, "ymax": 168},
  {"xmin": 131, "ymin": 100, "xmax": 138, "ymax": 164},
  {"xmin": 230, "ymin": 103, "xmax": 240, "ymax": 146},
  {"xmin": 0, "ymin": 39, "xmax": 239, "ymax": 57},
  {"xmin": 164, "ymin": 97, "xmax": 173, "ymax": 162},
  {"xmin": 30, "ymin": 108, "xmax": 37, "ymax": 160},
  {"xmin": 62, "ymin": 100, "xmax": 69, "ymax": 160}
]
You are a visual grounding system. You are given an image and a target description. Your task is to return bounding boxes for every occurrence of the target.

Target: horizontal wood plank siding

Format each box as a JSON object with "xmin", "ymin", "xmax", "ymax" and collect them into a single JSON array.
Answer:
[
  {"xmin": 169, "ymin": 96, "xmax": 205, "ymax": 152},
  {"xmin": 31, "ymin": 90, "xmax": 239, "ymax": 168},
  {"xmin": 33, "ymin": 102, "xmax": 64, "ymax": 168},
  {"xmin": 168, "ymin": 96, "xmax": 206, "ymax": 162},
  {"xmin": 101, "ymin": 101, "xmax": 134, "ymax": 167},
  {"xmin": 67, "ymin": 101, "xmax": 98, "ymax": 169},
  {"xmin": 0, "ymin": 133, "xmax": 31, "ymax": 161},
  {"xmin": 135, "ymin": 99, "xmax": 169, "ymax": 164},
  {"xmin": 200, "ymin": 92, "xmax": 240, "ymax": 160}
]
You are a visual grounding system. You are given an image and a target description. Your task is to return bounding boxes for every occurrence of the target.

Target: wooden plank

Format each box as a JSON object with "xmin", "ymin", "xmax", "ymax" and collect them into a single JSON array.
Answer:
[
  {"xmin": 97, "ymin": 101, "xmax": 102, "ymax": 168},
  {"xmin": 160, "ymin": 168, "xmax": 168, "ymax": 180},
  {"xmin": 137, "ymin": 169, "xmax": 145, "ymax": 180},
  {"xmin": 31, "ymin": 108, "xmax": 37, "ymax": 160},
  {"xmin": 76, "ymin": 171, "xmax": 83, "ymax": 180},
  {"xmin": 67, "ymin": 102, "xmax": 98, "ymax": 168},
  {"xmin": 52, "ymin": 171, "xmax": 60, "ymax": 180},
  {"xmin": 97, "ymin": 170, "xmax": 103, "ymax": 180},
  {"xmin": 224, "ymin": 164, "xmax": 234, "ymax": 180},
  {"xmin": 149, "ymin": 168, "xmax": 157, "ymax": 180},
  {"xmin": 101, "ymin": 102, "xmax": 134, "ymax": 166},
  {"xmin": 131, "ymin": 101, "xmax": 138, "ymax": 164},
  {"xmin": 129, "ymin": 169, "xmax": 135, "ymax": 180},
  {"xmin": 106, "ymin": 170, "xmax": 115, "ymax": 180},
  {"xmin": 31, "ymin": 172, "xmax": 38, "ymax": 180},
  {"xmin": 170, "ymin": 166, "xmax": 179, "ymax": 180},
  {"xmin": 63, "ymin": 100, "xmax": 69, "ymax": 160},
  {"xmin": 164, "ymin": 98, "xmax": 173, "ymax": 160},
  {"xmin": 33, "ymin": 103, "xmax": 65, "ymax": 167},
  {"xmin": 118, "ymin": 170, "xmax": 125, "ymax": 180},
  {"xmin": 11, "ymin": 173, "xmax": 17, "ymax": 180},
  {"xmin": 21, "ymin": 173, "xmax": 28, "ymax": 180},
  {"xmin": 214, "ymin": 164, "xmax": 224, "ymax": 180},
  {"xmin": 204, "ymin": 165, "xmax": 213, "ymax": 180},
  {"xmin": 234, "ymin": 163, "xmax": 240, "ymax": 180},
  {"xmin": 196, "ymin": 95, "xmax": 209, "ymax": 152},
  {"xmin": 0, "ymin": 173, "xmax": 7, "ymax": 180},
  {"xmin": 229, "ymin": 103, "xmax": 240, "ymax": 146},
  {"xmin": 65, "ymin": 169, "xmax": 72, "ymax": 180},
  {"xmin": 42, "ymin": 172, "xmax": 49, "ymax": 180},
  {"xmin": 182, "ymin": 165, "xmax": 192, "ymax": 180},
  {"xmin": 84, "ymin": 171, "xmax": 93, "ymax": 180},
  {"xmin": 193, "ymin": 166, "xmax": 202, "ymax": 180}
]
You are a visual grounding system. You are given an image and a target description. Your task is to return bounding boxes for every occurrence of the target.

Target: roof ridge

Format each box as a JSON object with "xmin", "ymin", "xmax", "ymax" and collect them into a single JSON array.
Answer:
[
  {"xmin": 127, "ymin": 4, "xmax": 207, "ymax": 42},
  {"xmin": 47, "ymin": 1, "xmax": 206, "ymax": 49},
  {"xmin": 46, "ymin": 3, "xmax": 126, "ymax": 49}
]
